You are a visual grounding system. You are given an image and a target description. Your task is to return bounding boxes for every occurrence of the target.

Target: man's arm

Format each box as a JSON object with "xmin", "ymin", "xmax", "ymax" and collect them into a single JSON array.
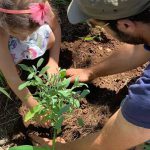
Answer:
[
  {"xmin": 91, "ymin": 44, "xmax": 150, "ymax": 78},
  {"xmin": 30, "ymin": 109, "xmax": 150, "ymax": 150},
  {"xmin": 67, "ymin": 44, "xmax": 150, "ymax": 82}
]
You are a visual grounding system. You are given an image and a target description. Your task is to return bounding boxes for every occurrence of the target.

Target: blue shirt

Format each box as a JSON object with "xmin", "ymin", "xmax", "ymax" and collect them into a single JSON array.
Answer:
[{"xmin": 121, "ymin": 45, "xmax": 150, "ymax": 128}]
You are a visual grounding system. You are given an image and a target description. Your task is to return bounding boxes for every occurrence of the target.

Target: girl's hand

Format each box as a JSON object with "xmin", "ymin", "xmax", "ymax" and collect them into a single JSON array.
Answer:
[
  {"xmin": 19, "ymin": 104, "xmax": 51, "ymax": 128},
  {"xmin": 29, "ymin": 134, "xmax": 66, "ymax": 148},
  {"xmin": 31, "ymin": 114, "xmax": 51, "ymax": 128},
  {"xmin": 46, "ymin": 65, "xmax": 59, "ymax": 76}
]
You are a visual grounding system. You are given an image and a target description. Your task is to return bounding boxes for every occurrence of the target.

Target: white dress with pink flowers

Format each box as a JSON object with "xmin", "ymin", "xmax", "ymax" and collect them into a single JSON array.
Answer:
[{"xmin": 8, "ymin": 24, "xmax": 52, "ymax": 64}]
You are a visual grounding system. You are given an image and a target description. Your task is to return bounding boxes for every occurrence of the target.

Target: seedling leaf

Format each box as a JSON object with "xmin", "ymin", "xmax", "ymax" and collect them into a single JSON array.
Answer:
[
  {"xmin": 61, "ymin": 78, "xmax": 70, "ymax": 88},
  {"xmin": 19, "ymin": 64, "xmax": 30, "ymax": 72},
  {"xmin": 24, "ymin": 105, "xmax": 42, "ymax": 122},
  {"xmin": 84, "ymin": 36, "xmax": 95, "ymax": 41},
  {"xmin": 59, "ymin": 69, "xmax": 66, "ymax": 78},
  {"xmin": 27, "ymin": 72, "xmax": 34, "ymax": 80},
  {"xmin": 58, "ymin": 90, "xmax": 71, "ymax": 98},
  {"xmin": 35, "ymin": 76, "xmax": 43, "ymax": 84},
  {"xmin": 0, "ymin": 87, "xmax": 11, "ymax": 99},
  {"xmin": 80, "ymin": 89, "xmax": 90, "ymax": 97},
  {"xmin": 39, "ymin": 66, "xmax": 50, "ymax": 75},
  {"xmin": 37, "ymin": 58, "xmax": 44, "ymax": 68},
  {"xmin": 18, "ymin": 81, "xmax": 31, "ymax": 90},
  {"xmin": 74, "ymin": 100, "xmax": 80, "ymax": 108},
  {"xmin": 77, "ymin": 118, "xmax": 84, "ymax": 127},
  {"xmin": 54, "ymin": 116, "xmax": 64, "ymax": 130},
  {"xmin": 58, "ymin": 104, "xmax": 70, "ymax": 116}
]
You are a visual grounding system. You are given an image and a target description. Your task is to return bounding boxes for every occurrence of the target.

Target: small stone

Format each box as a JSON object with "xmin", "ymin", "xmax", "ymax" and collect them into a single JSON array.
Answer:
[
  {"xmin": 0, "ymin": 138, "xmax": 8, "ymax": 146},
  {"xmin": 93, "ymin": 41, "xmax": 97, "ymax": 45},
  {"xmin": 83, "ymin": 109, "xmax": 88, "ymax": 114},
  {"xmin": 98, "ymin": 46, "xmax": 103, "ymax": 50},
  {"xmin": 106, "ymin": 48, "xmax": 112, "ymax": 52}
]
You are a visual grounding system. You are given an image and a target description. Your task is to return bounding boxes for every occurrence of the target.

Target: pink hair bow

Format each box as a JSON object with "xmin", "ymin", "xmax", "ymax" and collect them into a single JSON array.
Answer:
[
  {"xmin": 0, "ymin": 1, "xmax": 52, "ymax": 25},
  {"xmin": 29, "ymin": 2, "xmax": 52, "ymax": 25}
]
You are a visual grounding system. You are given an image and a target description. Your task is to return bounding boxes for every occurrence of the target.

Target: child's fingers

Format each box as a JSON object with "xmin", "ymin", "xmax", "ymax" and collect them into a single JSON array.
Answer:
[
  {"xmin": 69, "ymin": 76, "xmax": 77, "ymax": 83},
  {"xmin": 29, "ymin": 134, "xmax": 51, "ymax": 146},
  {"xmin": 35, "ymin": 115, "xmax": 51, "ymax": 128},
  {"xmin": 55, "ymin": 137, "xmax": 66, "ymax": 144},
  {"xmin": 29, "ymin": 134, "xmax": 66, "ymax": 147}
]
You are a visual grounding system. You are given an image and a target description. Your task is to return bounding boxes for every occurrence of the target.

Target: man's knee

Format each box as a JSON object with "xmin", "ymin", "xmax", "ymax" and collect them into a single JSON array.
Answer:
[{"xmin": 99, "ymin": 110, "xmax": 150, "ymax": 150}]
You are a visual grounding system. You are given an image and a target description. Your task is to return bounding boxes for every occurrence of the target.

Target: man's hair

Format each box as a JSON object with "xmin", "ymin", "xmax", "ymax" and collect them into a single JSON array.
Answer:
[
  {"xmin": 0, "ymin": 0, "xmax": 46, "ymax": 31},
  {"xmin": 128, "ymin": 6, "xmax": 150, "ymax": 23},
  {"xmin": 107, "ymin": 6, "xmax": 150, "ymax": 32}
]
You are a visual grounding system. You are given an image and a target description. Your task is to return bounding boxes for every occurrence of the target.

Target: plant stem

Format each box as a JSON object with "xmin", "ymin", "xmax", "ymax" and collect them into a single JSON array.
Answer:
[{"xmin": 52, "ymin": 129, "xmax": 57, "ymax": 150}]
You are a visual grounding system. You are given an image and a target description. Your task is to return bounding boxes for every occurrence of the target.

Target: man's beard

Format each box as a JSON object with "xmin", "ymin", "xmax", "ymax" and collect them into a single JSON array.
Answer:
[
  {"xmin": 114, "ymin": 29, "xmax": 145, "ymax": 45},
  {"xmin": 108, "ymin": 22, "xmax": 146, "ymax": 45}
]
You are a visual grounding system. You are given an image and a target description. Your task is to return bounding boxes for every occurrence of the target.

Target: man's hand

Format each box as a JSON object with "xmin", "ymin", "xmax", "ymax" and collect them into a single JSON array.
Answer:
[{"xmin": 66, "ymin": 68, "xmax": 94, "ymax": 82}]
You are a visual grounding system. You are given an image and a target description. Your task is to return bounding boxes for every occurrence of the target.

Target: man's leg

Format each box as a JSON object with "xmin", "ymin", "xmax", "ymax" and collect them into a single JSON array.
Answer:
[
  {"xmin": 94, "ymin": 109, "xmax": 150, "ymax": 150},
  {"xmin": 64, "ymin": 109, "xmax": 150, "ymax": 150}
]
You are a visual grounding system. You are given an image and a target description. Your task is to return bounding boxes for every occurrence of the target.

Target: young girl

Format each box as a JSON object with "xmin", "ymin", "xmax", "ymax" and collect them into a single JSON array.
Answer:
[{"xmin": 0, "ymin": 0, "xmax": 61, "ymax": 126}]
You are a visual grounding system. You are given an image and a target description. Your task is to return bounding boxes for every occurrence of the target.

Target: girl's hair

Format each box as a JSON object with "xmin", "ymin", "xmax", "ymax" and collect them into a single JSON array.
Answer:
[{"xmin": 0, "ymin": 0, "xmax": 46, "ymax": 31}]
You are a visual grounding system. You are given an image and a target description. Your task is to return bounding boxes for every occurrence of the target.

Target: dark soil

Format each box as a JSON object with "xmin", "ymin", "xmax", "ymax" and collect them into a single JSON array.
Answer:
[{"xmin": 0, "ymin": 1, "xmax": 146, "ymax": 149}]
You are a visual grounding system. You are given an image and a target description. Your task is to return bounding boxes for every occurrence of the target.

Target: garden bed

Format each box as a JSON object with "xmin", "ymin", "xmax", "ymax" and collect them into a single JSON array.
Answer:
[{"xmin": 0, "ymin": 1, "xmax": 145, "ymax": 149}]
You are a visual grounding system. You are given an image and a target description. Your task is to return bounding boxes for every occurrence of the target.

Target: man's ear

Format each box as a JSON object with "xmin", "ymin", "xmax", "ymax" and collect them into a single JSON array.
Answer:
[{"xmin": 117, "ymin": 19, "xmax": 136, "ymax": 34}]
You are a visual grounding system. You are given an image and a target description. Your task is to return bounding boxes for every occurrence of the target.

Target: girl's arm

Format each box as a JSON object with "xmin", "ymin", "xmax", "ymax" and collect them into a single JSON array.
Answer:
[
  {"xmin": 47, "ymin": 10, "xmax": 61, "ymax": 74},
  {"xmin": 0, "ymin": 30, "xmax": 38, "ymax": 109}
]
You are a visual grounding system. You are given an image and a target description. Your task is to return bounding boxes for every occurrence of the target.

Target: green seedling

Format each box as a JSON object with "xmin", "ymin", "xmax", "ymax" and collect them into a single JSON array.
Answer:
[
  {"xmin": 9, "ymin": 58, "xmax": 90, "ymax": 150},
  {"xmin": 80, "ymin": 34, "xmax": 103, "ymax": 42},
  {"xmin": 80, "ymin": 21, "xmax": 108, "ymax": 42}
]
